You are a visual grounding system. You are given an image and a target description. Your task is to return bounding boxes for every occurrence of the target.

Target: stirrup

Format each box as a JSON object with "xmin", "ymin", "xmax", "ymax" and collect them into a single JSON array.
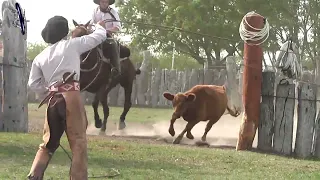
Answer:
[{"xmin": 111, "ymin": 68, "xmax": 121, "ymax": 76}]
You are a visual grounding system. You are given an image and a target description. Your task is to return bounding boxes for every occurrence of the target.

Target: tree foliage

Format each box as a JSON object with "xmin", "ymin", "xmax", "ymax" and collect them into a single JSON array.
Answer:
[
  {"xmin": 117, "ymin": 0, "xmax": 320, "ymax": 71},
  {"xmin": 118, "ymin": 0, "xmax": 242, "ymax": 68},
  {"xmin": 27, "ymin": 42, "xmax": 47, "ymax": 60}
]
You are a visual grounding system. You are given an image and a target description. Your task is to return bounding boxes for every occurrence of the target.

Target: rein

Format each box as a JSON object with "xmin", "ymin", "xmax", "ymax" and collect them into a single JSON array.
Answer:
[
  {"xmin": 80, "ymin": 43, "xmax": 106, "ymax": 92},
  {"xmin": 72, "ymin": 26, "xmax": 109, "ymax": 92}
]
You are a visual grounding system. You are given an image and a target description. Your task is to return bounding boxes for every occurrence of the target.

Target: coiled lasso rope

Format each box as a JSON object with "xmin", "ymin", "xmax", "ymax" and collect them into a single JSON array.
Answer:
[{"xmin": 239, "ymin": 11, "xmax": 270, "ymax": 45}]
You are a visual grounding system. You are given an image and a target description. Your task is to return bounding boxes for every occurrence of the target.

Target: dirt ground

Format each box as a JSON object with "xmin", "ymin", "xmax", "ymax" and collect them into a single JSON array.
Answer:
[
  {"xmin": 29, "ymin": 108, "xmax": 301, "ymax": 150},
  {"xmin": 84, "ymin": 113, "xmax": 257, "ymax": 148}
]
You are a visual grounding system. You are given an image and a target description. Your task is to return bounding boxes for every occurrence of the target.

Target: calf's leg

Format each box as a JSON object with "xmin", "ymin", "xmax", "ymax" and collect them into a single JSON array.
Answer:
[
  {"xmin": 201, "ymin": 119, "xmax": 217, "ymax": 142},
  {"xmin": 173, "ymin": 122, "xmax": 197, "ymax": 144},
  {"xmin": 169, "ymin": 113, "xmax": 179, "ymax": 136}
]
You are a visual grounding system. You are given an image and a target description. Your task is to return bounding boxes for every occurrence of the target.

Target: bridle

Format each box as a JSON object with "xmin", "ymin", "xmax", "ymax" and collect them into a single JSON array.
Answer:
[{"xmin": 72, "ymin": 25, "xmax": 110, "ymax": 92}]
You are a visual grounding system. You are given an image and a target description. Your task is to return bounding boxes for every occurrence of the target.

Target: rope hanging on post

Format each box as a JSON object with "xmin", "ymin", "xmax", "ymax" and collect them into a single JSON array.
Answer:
[{"xmin": 239, "ymin": 11, "xmax": 270, "ymax": 45}]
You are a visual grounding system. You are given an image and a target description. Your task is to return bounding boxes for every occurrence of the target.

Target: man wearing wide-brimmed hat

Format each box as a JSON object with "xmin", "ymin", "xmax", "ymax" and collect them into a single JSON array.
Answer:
[
  {"xmin": 90, "ymin": 0, "xmax": 131, "ymax": 77},
  {"xmin": 27, "ymin": 15, "xmax": 107, "ymax": 180}
]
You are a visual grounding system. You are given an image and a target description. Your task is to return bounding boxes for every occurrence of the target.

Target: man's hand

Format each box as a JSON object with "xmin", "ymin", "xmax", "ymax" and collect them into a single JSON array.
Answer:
[
  {"xmin": 97, "ymin": 20, "xmax": 106, "ymax": 29},
  {"xmin": 107, "ymin": 26, "xmax": 119, "ymax": 33}
]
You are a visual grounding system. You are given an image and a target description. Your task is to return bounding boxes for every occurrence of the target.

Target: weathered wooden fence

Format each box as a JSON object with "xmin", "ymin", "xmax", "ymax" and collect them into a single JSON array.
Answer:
[
  {"xmin": 0, "ymin": 0, "xmax": 28, "ymax": 132},
  {"xmin": 258, "ymin": 70, "xmax": 320, "ymax": 159},
  {"xmin": 27, "ymin": 56, "xmax": 242, "ymax": 108}
]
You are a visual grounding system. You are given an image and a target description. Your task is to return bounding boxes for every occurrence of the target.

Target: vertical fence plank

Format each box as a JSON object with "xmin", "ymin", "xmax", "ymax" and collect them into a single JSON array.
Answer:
[
  {"xmin": 258, "ymin": 71, "xmax": 275, "ymax": 152},
  {"xmin": 136, "ymin": 51, "xmax": 150, "ymax": 106},
  {"xmin": 204, "ymin": 69, "xmax": 214, "ymax": 85},
  {"xmin": 295, "ymin": 82, "xmax": 317, "ymax": 158},
  {"xmin": 226, "ymin": 56, "xmax": 241, "ymax": 111},
  {"xmin": 273, "ymin": 81, "xmax": 295, "ymax": 155},
  {"xmin": 158, "ymin": 69, "xmax": 168, "ymax": 107},
  {"xmin": 150, "ymin": 68, "xmax": 161, "ymax": 107},
  {"xmin": 314, "ymin": 109, "xmax": 320, "ymax": 158}
]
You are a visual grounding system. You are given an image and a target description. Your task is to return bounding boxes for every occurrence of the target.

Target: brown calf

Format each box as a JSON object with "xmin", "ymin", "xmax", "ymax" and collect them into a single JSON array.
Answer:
[{"xmin": 163, "ymin": 85, "xmax": 240, "ymax": 144}]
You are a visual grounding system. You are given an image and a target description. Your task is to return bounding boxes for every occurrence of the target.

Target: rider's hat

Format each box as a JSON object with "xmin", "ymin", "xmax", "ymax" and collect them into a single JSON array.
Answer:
[
  {"xmin": 41, "ymin": 16, "xmax": 69, "ymax": 44},
  {"xmin": 94, "ymin": 0, "xmax": 115, "ymax": 5}
]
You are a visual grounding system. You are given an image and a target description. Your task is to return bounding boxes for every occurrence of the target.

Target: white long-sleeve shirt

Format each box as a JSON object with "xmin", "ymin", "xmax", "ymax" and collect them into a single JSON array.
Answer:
[
  {"xmin": 91, "ymin": 7, "xmax": 121, "ymax": 31},
  {"xmin": 27, "ymin": 23, "xmax": 107, "ymax": 98}
]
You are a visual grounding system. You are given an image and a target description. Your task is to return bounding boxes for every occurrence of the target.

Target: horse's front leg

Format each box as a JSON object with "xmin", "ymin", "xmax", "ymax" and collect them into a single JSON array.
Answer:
[
  {"xmin": 92, "ymin": 93, "xmax": 102, "ymax": 128},
  {"xmin": 100, "ymin": 93, "xmax": 110, "ymax": 132},
  {"xmin": 118, "ymin": 82, "xmax": 133, "ymax": 130},
  {"xmin": 100, "ymin": 79, "xmax": 120, "ymax": 132}
]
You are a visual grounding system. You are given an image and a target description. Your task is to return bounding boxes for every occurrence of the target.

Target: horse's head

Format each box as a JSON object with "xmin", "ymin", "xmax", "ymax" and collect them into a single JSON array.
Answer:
[{"xmin": 71, "ymin": 19, "xmax": 92, "ymax": 38}]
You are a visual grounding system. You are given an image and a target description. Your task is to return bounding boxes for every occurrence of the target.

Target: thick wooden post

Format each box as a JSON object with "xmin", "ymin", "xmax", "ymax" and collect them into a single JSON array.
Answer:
[
  {"xmin": 1, "ymin": 0, "xmax": 28, "ymax": 132},
  {"xmin": 258, "ymin": 71, "xmax": 275, "ymax": 152},
  {"xmin": 236, "ymin": 12, "xmax": 266, "ymax": 150}
]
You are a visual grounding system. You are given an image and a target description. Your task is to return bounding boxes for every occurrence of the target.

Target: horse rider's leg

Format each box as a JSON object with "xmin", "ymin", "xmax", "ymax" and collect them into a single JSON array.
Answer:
[
  {"xmin": 118, "ymin": 82, "xmax": 133, "ymax": 130},
  {"xmin": 27, "ymin": 94, "xmax": 66, "ymax": 179},
  {"xmin": 106, "ymin": 38, "xmax": 121, "ymax": 77},
  {"xmin": 119, "ymin": 44, "xmax": 131, "ymax": 58},
  {"xmin": 62, "ymin": 91, "xmax": 88, "ymax": 180},
  {"xmin": 92, "ymin": 92, "xmax": 102, "ymax": 128}
]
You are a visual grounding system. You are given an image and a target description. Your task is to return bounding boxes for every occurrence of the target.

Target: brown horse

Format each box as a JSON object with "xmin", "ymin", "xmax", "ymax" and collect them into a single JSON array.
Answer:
[{"xmin": 71, "ymin": 19, "xmax": 141, "ymax": 132}]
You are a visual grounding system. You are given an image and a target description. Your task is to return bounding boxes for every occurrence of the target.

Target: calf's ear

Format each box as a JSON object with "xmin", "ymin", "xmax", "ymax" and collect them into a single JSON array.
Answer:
[
  {"xmin": 186, "ymin": 93, "xmax": 196, "ymax": 102},
  {"xmin": 163, "ymin": 92, "xmax": 174, "ymax": 101}
]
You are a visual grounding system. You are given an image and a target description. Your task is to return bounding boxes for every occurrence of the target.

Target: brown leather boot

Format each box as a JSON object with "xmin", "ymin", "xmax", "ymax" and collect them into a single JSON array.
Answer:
[{"xmin": 27, "ymin": 145, "xmax": 53, "ymax": 180}]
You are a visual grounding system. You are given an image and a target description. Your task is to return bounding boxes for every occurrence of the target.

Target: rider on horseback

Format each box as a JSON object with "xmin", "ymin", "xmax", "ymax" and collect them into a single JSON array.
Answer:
[{"xmin": 90, "ymin": 0, "xmax": 129, "ymax": 77}]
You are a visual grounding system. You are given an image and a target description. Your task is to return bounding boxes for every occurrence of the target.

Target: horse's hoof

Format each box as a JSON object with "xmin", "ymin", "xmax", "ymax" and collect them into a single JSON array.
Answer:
[
  {"xmin": 186, "ymin": 133, "xmax": 194, "ymax": 140},
  {"xmin": 169, "ymin": 128, "xmax": 175, "ymax": 137},
  {"xmin": 95, "ymin": 119, "xmax": 102, "ymax": 128},
  {"xmin": 118, "ymin": 121, "xmax": 126, "ymax": 130},
  {"xmin": 201, "ymin": 136, "xmax": 207, "ymax": 142},
  {"xmin": 101, "ymin": 126, "xmax": 106, "ymax": 132},
  {"xmin": 172, "ymin": 138, "xmax": 181, "ymax": 144}
]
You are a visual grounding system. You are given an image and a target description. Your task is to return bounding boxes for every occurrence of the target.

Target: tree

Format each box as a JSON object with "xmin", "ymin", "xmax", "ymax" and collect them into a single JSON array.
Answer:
[
  {"xmin": 27, "ymin": 42, "xmax": 47, "ymax": 60},
  {"xmin": 118, "ymin": 0, "xmax": 242, "ymax": 69},
  {"xmin": 117, "ymin": 0, "xmax": 320, "ymax": 72}
]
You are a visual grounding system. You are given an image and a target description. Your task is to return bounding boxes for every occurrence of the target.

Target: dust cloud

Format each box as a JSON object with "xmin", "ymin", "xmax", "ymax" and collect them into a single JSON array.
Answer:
[{"xmin": 86, "ymin": 113, "xmax": 258, "ymax": 148}]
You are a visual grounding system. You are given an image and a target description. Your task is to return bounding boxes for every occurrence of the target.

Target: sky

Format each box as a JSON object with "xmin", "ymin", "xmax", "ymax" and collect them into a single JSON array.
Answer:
[{"xmin": 0, "ymin": 0, "xmax": 130, "ymax": 43}]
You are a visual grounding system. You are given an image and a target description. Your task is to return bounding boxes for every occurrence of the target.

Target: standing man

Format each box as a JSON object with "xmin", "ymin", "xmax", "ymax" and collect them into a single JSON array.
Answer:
[
  {"xmin": 91, "ymin": 0, "xmax": 131, "ymax": 77},
  {"xmin": 27, "ymin": 15, "xmax": 107, "ymax": 180}
]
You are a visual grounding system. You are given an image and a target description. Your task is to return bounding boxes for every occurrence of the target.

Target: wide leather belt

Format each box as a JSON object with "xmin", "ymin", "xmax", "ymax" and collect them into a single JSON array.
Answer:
[
  {"xmin": 38, "ymin": 72, "xmax": 78, "ymax": 108},
  {"xmin": 49, "ymin": 82, "xmax": 80, "ymax": 92}
]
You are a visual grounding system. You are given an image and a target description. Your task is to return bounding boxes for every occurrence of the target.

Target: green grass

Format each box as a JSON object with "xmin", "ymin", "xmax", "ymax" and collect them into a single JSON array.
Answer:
[
  {"xmin": 2, "ymin": 103, "xmax": 320, "ymax": 179},
  {"xmin": 0, "ymin": 132, "xmax": 320, "ymax": 180},
  {"xmin": 28, "ymin": 103, "xmax": 172, "ymax": 123}
]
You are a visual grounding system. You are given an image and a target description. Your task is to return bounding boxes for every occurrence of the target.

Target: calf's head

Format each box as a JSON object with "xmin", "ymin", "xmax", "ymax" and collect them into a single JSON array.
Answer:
[{"xmin": 163, "ymin": 92, "xmax": 196, "ymax": 119}]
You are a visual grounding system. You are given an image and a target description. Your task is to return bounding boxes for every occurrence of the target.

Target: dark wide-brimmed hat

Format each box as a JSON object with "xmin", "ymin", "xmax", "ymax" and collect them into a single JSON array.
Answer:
[
  {"xmin": 41, "ymin": 16, "xmax": 69, "ymax": 44},
  {"xmin": 93, "ymin": 0, "xmax": 115, "ymax": 5}
]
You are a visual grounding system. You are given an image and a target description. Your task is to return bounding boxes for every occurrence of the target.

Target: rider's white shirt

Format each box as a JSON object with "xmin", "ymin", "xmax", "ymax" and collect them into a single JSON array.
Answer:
[
  {"xmin": 28, "ymin": 24, "xmax": 107, "ymax": 98},
  {"xmin": 91, "ymin": 7, "xmax": 121, "ymax": 31}
]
